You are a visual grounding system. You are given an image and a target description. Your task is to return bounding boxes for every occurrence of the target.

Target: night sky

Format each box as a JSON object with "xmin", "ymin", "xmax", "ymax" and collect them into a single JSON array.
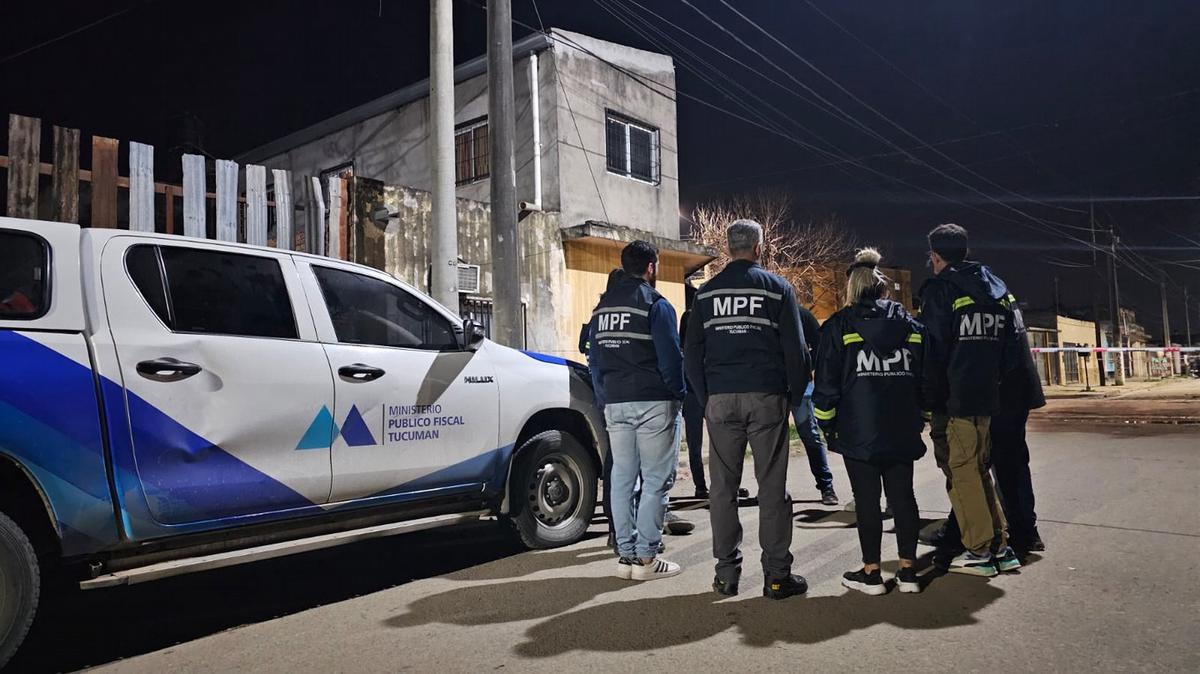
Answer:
[{"xmin": 4, "ymin": 0, "xmax": 1199, "ymax": 338}]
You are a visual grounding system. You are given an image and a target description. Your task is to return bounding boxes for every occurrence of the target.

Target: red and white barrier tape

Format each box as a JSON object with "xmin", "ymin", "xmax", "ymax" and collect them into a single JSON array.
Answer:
[{"xmin": 1029, "ymin": 346, "xmax": 1200, "ymax": 354}]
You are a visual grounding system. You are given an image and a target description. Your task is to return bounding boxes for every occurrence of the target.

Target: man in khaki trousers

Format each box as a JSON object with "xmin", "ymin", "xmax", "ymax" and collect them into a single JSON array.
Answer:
[{"xmin": 919, "ymin": 224, "xmax": 1024, "ymax": 577}]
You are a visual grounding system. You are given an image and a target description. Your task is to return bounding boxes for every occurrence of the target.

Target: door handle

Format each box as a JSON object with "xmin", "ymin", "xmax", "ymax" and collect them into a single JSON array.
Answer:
[
  {"xmin": 136, "ymin": 357, "xmax": 202, "ymax": 382},
  {"xmin": 338, "ymin": 363, "xmax": 386, "ymax": 382}
]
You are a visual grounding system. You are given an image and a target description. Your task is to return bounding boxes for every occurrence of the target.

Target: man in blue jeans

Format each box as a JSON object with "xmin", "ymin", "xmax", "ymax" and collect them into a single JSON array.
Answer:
[
  {"xmin": 795, "ymin": 305, "xmax": 838, "ymax": 506},
  {"xmin": 589, "ymin": 241, "xmax": 686, "ymax": 581}
]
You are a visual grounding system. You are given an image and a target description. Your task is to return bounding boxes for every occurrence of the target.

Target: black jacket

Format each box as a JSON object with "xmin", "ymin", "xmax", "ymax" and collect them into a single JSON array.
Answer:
[
  {"xmin": 812, "ymin": 299, "xmax": 927, "ymax": 462},
  {"xmin": 588, "ymin": 274, "xmax": 684, "ymax": 404},
  {"xmin": 918, "ymin": 262, "xmax": 1023, "ymax": 417},
  {"xmin": 999, "ymin": 303, "xmax": 1047, "ymax": 412},
  {"xmin": 798, "ymin": 305, "xmax": 821, "ymax": 362},
  {"xmin": 684, "ymin": 260, "xmax": 811, "ymax": 404}
]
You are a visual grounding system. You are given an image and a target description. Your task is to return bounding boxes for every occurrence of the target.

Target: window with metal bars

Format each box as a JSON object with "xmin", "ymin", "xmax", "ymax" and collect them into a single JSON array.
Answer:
[
  {"xmin": 455, "ymin": 117, "xmax": 489, "ymax": 185},
  {"xmin": 605, "ymin": 112, "xmax": 659, "ymax": 184}
]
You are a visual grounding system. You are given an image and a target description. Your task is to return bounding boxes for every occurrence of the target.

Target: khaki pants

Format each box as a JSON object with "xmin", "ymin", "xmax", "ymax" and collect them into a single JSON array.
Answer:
[{"xmin": 931, "ymin": 414, "xmax": 1008, "ymax": 554}]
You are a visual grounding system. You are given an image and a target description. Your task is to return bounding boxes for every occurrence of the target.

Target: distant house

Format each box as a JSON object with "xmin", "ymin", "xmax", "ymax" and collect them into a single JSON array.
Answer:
[
  {"xmin": 806, "ymin": 264, "xmax": 915, "ymax": 321},
  {"xmin": 238, "ymin": 29, "xmax": 713, "ymax": 358}
]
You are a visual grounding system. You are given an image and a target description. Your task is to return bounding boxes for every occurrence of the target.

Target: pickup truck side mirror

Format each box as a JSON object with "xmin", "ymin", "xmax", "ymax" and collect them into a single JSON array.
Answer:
[{"xmin": 461, "ymin": 319, "xmax": 487, "ymax": 351}]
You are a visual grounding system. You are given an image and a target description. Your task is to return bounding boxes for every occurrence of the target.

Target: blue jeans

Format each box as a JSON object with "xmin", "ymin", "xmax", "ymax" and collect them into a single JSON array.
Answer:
[
  {"xmin": 605, "ymin": 400, "xmax": 682, "ymax": 559},
  {"xmin": 792, "ymin": 392, "xmax": 834, "ymax": 492}
]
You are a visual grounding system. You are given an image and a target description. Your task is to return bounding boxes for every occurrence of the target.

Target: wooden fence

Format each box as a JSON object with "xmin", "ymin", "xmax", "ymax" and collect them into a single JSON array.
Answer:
[{"xmin": 0, "ymin": 113, "xmax": 350, "ymax": 258}]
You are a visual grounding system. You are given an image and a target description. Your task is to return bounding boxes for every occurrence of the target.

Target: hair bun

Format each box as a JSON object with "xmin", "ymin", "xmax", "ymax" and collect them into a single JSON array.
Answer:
[{"xmin": 854, "ymin": 247, "xmax": 882, "ymax": 265}]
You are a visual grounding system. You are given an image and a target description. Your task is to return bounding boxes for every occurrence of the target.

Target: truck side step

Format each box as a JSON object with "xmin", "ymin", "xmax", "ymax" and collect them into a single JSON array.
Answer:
[{"xmin": 80, "ymin": 510, "xmax": 491, "ymax": 590}]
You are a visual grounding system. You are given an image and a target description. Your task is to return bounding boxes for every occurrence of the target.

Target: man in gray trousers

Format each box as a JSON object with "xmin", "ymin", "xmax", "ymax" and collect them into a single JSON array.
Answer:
[{"xmin": 684, "ymin": 220, "xmax": 813, "ymax": 599}]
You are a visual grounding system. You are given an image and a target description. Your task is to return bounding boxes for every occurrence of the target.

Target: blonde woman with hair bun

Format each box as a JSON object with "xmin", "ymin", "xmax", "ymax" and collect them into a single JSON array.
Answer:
[{"xmin": 812, "ymin": 247, "xmax": 929, "ymax": 595}]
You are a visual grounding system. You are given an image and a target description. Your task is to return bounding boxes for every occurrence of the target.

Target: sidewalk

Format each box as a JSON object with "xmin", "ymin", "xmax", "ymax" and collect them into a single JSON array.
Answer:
[
  {"xmin": 1034, "ymin": 377, "xmax": 1200, "ymax": 424},
  {"xmin": 1042, "ymin": 377, "xmax": 1171, "ymax": 400}
]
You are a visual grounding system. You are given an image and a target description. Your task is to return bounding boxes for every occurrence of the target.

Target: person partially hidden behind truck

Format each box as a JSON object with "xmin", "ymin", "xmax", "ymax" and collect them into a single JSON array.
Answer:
[
  {"xmin": 589, "ymin": 242, "xmax": 687, "ymax": 581},
  {"xmin": 919, "ymin": 223, "xmax": 1024, "ymax": 577}
]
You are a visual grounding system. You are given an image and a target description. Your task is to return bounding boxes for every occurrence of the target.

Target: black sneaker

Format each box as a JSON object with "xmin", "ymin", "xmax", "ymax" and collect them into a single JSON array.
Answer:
[
  {"xmin": 896, "ymin": 567, "xmax": 921, "ymax": 593},
  {"xmin": 820, "ymin": 488, "xmax": 839, "ymax": 506},
  {"xmin": 712, "ymin": 575, "xmax": 739, "ymax": 596},
  {"xmin": 663, "ymin": 511, "xmax": 695, "ymax": 535},
  {"xmin": 694, "ymin": 488, "xmax": 709, "ymax": 500},
  {"xmin": 919, "ymin": 521, "xmax": 949, "ymax": 547},
  {"xmin": 763, "ymin": 574, "xmax": 808, "ymax": 600},
  {"xmin": 841, "ymin": 568, "xmax": 886, "ymax": 596},
  {"xmin": 1027, "ymin": 528, "xmax": 1046, "ymax": 552}
]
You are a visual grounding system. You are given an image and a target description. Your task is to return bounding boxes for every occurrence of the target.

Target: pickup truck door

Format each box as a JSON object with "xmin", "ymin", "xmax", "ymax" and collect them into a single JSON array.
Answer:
[
  {"xmin": 100, "ymin": 237, "xmax": 335, "ymax": 526},
  {"xmin": 295, "ymin": 260, "xmax": 500, "ymax": 503}
]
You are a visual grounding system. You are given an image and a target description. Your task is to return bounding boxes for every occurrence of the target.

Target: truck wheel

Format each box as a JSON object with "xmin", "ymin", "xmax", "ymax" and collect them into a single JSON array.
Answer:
[
  {"xmin": 508, "ymin": 431, "xmax": 597, "ymax": 549},
  {"xmin": 0, "ymin": 512, "xmax": 39, "ymax": 668}
]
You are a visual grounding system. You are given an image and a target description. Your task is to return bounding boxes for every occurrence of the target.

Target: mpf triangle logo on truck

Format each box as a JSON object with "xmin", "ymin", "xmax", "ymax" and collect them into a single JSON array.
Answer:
[
  {"xmin": 296, "ymin": 405, "xmax": 378, "ymax": 448},
  {"xmin": 339, "ymin": 405, "xmax": 377, "ymax": 447},
  {"xmin": 296, "ymin": 406, "xmax": 339, "ymax": 450}
]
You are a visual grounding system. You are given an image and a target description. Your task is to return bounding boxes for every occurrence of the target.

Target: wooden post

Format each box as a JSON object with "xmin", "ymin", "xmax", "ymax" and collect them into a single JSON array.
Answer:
[
  {"xmin": 51, "ymin": 125, "xmax": 80, "ymax": 223},
  {"xmin": 215, "ymin": 159, "xmax": 238, "ymax": 241},
  {"xmin": 326, "ymin": 176, "xmax": 343, "ymax": 260},
  {"xmin": 164, "ymin": 185, "xmax": 176, "ymax": 234},
  {"xmin": 272, "ymin": 169, "xmax": 292, "ymax": 250},
  {"xmin": 310, "ymin": 176, "xmax": 326, "ymax": 256},
  {"xmin": 245, "ymin": 164, "xmax": 267, "ymax": 246},
  {"xmin": 91, "ymin": 136, "xmax": 119, "ymax": 228},
  {"xmin": 337, "ymin": 177, "xmax": 350, "ymax": 261},
  {"xmin": 128, "ymin": 141, "xmax": 155, "ymax": 232},
  {"xmin": 182, "ymin": 154, "xmax": 206, "ymax": 238},
  {"xmin": 6, "ymin": 114, "xmax": 41, "ymax": 218}
]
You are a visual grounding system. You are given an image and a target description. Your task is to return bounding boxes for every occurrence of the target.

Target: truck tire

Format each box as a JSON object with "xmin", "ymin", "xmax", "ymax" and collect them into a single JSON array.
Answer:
[
  {"xmin": 0, "ymin": 512, "xmax": 39, "ymax": 669},
  {"xmin": 508, "ymin": 430, "xmax": 597, "ymax": 549}
]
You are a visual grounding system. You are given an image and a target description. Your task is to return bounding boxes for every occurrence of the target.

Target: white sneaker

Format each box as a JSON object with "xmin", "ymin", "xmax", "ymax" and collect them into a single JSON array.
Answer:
[
  {"xmin": 616, "ymin": 557, "xmax": 635, "ymax": 580},
  {"xmin": 630, "ymin": 557, "xmax": 682, "ymax": 581}
]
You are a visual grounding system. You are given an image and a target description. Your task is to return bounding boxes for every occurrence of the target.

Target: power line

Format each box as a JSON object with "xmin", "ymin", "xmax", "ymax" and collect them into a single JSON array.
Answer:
[
  {"xmin": 0, "ymin": 2, "xmax": 149, "ymax": 67},
  {"xmin": 679, "ymin": 0, "xmax": 1111, "ymax": 257},
  {"xmin": 526, "ymin": 0, "xmax": 611, "ymax": 223},
  {"xmin": 801, "ymin": 0, "xmax": 1099, "ymax": 217}
]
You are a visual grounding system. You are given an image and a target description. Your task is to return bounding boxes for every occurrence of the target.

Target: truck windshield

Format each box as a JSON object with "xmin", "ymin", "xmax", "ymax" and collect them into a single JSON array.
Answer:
[{"xmin": 0, "ymin": 231, "xmax": 48, "ymax": 319}]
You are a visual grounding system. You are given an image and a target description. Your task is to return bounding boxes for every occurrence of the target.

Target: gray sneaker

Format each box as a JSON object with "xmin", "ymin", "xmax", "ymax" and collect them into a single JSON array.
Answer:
[{"xmin": 663, "ymin": 511, "xmax": 695, "ymax": 535}]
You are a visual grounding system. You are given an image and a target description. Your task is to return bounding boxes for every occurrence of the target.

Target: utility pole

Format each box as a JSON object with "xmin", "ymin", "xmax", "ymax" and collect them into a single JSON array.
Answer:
[
  {"xmin": 1186, "ymin": 286, "xmax": 1193, "ymax": 347},
  {"xmin": 1161, "ymin": 280, "xmax": 1173, "ymax": 375},
  {"xmin": 430, "ymin": 0, "xmax": 459, "ymax": 310},
  {"xmin": 1108, "ymin": 228, "xmax": 1126, "ymax": 385},
  {"xmin": 488, "ymin": 0, "xmax": 522, "ymax": 347},
  {"xmin": 1090, "ymin": 202, "xmax": 1106, "ymax": 386},
  {"xmin": 1053, "ymin": 276, "xmax": 1061, "ymax": 317}
]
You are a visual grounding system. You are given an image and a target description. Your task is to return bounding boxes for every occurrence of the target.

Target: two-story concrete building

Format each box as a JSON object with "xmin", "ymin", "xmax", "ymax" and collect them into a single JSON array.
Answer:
[{"xmin": 239, "ymin": 29, "xmax": 713, "ymax": 358}]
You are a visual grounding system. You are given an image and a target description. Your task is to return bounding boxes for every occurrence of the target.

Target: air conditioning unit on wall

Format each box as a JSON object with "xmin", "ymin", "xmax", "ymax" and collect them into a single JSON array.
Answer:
[{"xmin": 457, "ymin": 264, "xmax": 482, "ymax": 294}]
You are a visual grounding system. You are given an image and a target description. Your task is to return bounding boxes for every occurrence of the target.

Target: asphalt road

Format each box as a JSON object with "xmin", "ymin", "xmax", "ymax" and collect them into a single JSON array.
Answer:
[{"xmin": 13, "ymin": 413, "xmax": 1199, "ymax": 672}]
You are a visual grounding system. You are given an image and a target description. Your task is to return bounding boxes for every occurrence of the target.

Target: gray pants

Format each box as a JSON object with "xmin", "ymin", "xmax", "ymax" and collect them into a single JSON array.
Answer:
[{"xmin": 705, "ymin": 392, "xmax": 793, "ymax": 582}]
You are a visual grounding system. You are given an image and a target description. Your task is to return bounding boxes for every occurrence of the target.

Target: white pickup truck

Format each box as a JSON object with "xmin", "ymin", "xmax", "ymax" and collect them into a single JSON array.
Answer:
[{"xmin": 0, "ymin": 217, "xmax": 606, "ymax": 665}]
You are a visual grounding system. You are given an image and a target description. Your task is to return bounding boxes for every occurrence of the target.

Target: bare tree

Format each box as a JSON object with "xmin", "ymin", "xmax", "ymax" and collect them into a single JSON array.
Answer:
[{"xmin": 690, "ymin": 190, "xmax": 855, "ymax": 306}]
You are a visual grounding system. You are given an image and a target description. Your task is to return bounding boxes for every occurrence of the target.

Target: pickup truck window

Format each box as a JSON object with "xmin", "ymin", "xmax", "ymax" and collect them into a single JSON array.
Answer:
[
  {"xmin": 126, "ymin": 244, "xmax": 298, "ymax": 339},
  {"xmin": 0, "ymin": 231, "xmax": 48, "ymax": 319},
  {"xmin": 313, "ymin": 265, "xmax": 457, "ymax": 350}
]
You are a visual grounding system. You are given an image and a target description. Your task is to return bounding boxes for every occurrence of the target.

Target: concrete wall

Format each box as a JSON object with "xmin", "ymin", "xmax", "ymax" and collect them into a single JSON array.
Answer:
[
  {"xmin": 1056, "ymin": 316, "xmax": 1102, "ymax": 386},
  {"xmin": 255, "ymin": 29, "xmax": 679, "ymax": 242},
  {"xmin": 375, "ymin": 185, "xmax": 567, "ymax": 357},
  {"xmin": 260, "ymin": 50, "xmax": 559, "ymax": 220},
  {"xmin": 550, "ymin": 30, "xmax": 680, "ymax": 239}
]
